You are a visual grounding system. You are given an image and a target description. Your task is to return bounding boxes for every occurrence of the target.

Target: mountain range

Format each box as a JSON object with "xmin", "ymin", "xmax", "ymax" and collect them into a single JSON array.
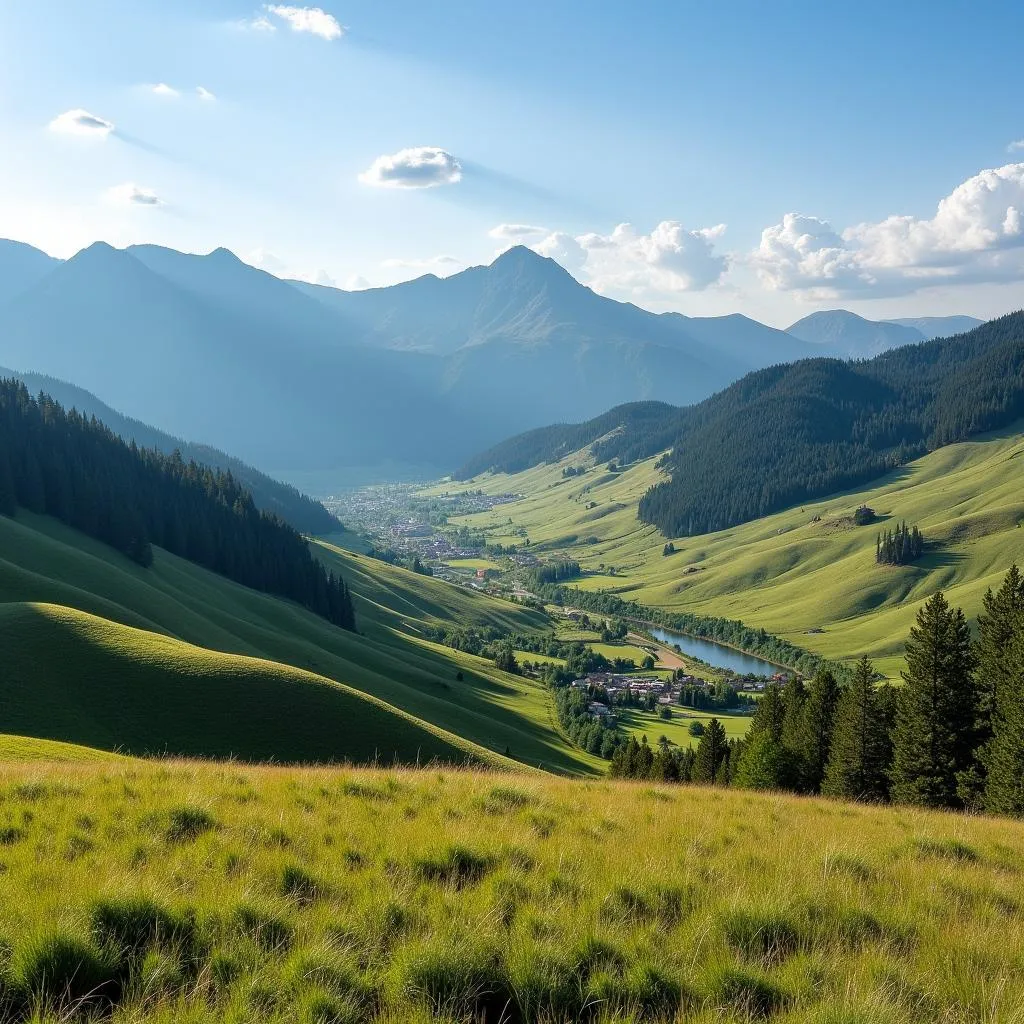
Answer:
[
  {"xmin": 786, "ymin": 309, "xmax": 983, "ymax": 358},
  {"xmin": 0, "ymin": 237, "xmax": 983, "ymax": 489}
]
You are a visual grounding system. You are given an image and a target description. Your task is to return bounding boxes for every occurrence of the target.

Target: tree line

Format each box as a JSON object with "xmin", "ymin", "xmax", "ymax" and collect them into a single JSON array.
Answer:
[
  {"xmin": 614, "ymin": 567, "xmax": 1024, "ymax": 816},
  {"xmin": 0, "ymin": 380, "xmax": 355, "ymax": 631}
]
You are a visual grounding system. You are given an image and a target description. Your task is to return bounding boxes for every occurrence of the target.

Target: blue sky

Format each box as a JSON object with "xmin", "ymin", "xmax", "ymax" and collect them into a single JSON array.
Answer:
[{"xmin": 1, "ymin": 0, "xmax": 1023, "ymax": 325}]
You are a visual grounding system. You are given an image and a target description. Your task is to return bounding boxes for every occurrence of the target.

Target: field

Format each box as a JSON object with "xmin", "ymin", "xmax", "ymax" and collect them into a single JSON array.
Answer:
[
  {"xmin": 0, "ymin": 757, "xmax": 1019, "ymax": 1023},
  {"xmin": 0, "ymin": 511, "xmax": 598, "ymax": 774},
  {"xmin": 434, "ymin": 424, "xmax": 1024, "ymax": 679}
]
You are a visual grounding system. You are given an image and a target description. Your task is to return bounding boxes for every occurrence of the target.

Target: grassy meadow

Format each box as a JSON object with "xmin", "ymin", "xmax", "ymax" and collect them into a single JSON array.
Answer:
[
  {"xmin": 433, "ymin": 424, "xmax": 1024, "ymax": 679},
  {"xmin": 0, "ymin": 757, "xmax": 1018, "ymax": 1023},
  {"xmin": 0, "ymin": 511, "xmax": 597, "ymax": 774}
]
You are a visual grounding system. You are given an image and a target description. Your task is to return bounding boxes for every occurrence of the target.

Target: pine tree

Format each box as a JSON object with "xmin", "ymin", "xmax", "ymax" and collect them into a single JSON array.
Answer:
[
  {"xmin": 795, "ymin": 669, "xmax": 840, "ymax": 793},
  {"xmin": 692, "ymin": 718, "xmax": 728, "ymax": 784},
  {"xmin": 982, "ymin": 567, "xmax": 1024, "ymax": 814},
  {"xmin": 976, "ymin": 566, "xmax": 1024, "ymax": 740},
  {"xmin": 890, "ymin": 591, "xmax": 978, "ymax": 808},
  {"xmin": 733, "ymin": 730, "xmax": 793, "ymax": 790},
  {"xmin": 822, "ymin": 656, "xmax": 890, "ymax": 802}
]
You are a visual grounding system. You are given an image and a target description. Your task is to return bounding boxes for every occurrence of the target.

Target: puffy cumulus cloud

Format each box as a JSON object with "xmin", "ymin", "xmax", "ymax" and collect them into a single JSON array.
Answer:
[
  {"xmin": 359, "ymin": 147, "xmax": 462, "ymax": 189},
  {"xmin": 105, "ymin": 183, "xmax": 162, "ymax": 207},
  {"xmin": 1008, "ymin": 140, "xmax": 1024, "ymax": 153},
  {"xmin": 151, "ymin": 83, "xmax": 180, "ymax": 98},
  {"xmin": 755, "ymin": 163, "xmax": 1024, "ymax": 296},
  {"xmin": 534, "ymin": 231, "xmax": 587, "ymax": 274},
  {"xmin": 264, "ymin": 5, "xmax": 344, "ymax": 40},
  {"xmin": 553, "ymin": 221, "xmax": 729, "ymax": 294},
  {"xmin": 196, "ymin": 86, "xmax": 216, "ymax": 101},
  {"xmin": 345, "ymin": 274, "xmax": 371, "ymax": 291},
  {"xmin": 49, "ymin": 108, "xmax": 114, "ymax": 138},
  {"xmin": 488, "ymin": 223, "xmax": 548, "ymax": 241}
]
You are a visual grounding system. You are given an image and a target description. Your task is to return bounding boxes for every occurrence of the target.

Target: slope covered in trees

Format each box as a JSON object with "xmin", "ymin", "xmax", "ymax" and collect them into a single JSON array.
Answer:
[
  {"xmin": 0, "ymin": 379, "xmax": 354, "ymax": 630},
  {"xmin": 2, "ymin": 367, "xmax": 341, "ymax": 535},
  {"xmin": 461, "ymin": 311, "xmax": 1024, "ymax": 538}
]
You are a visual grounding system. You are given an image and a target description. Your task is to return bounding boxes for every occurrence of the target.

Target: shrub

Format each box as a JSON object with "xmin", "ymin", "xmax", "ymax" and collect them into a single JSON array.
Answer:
[
  {"xmin": 396, "ymin": 939, "xmax": 511, "ymax": 1021},
  {"xmin": 722, "ymin": 909, "xmax": 801, "ymax": 964},
  {"xmin": 91, "ymin": 897, "xmax": 200, "ymax": 961},
  {"xmin": 602, "ymin": 883, "xmax": 690, "ymax": 928},
  {"xmin": 911, "ymin": 837, "xmax": 979, "ymax": 862},
  {"xmin": 165, "ymin": 806, "xmax": 215, "ymax": 843},
  {"xmin": 232, "ymin": 904, "xmax": 294, "ymax": 952},
  {"xmin": 413, "ymin": 846, "xmax": 495, "ymax": 887},
  {"xmin": 708, "ymin": 966, "xmax": 787, "ymax": 1018},
  {"xmin": 280, "ymin": 863, "xmax": 326, "ymax": 904},
  {"xmin": 10, "ymin": 931, "xmax": 121, "ymax": 1011}
]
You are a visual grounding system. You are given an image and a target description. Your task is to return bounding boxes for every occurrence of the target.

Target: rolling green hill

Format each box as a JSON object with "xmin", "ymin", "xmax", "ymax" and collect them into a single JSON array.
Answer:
[
  {"xmin": 0, "ymin": 601, "xmax": 489, "ymax": 765},
  {"xmin": 0, "ymin": 510, "xmax": 598, "ymax": 774},
  {"xmin": 429, "ymin": 423, "xmax": 1024, "ymax": 680}
]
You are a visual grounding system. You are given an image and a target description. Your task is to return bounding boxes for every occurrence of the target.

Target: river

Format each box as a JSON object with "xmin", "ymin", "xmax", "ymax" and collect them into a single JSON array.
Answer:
[{"xmin": 649, "ymin": 626, "xmax": 781, "ymax": 677}]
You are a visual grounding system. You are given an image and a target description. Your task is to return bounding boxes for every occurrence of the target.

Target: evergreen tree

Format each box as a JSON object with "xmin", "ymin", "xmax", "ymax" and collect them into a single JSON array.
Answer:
[
  {"xmin": 780, "ymin": 675, "xmax": 807, "ymax": 776},
  {"xmin": 822, "ymin": 656, "xmax": 890, "ymax": 802},
  {"xmin": 976, "ymin": 565, "xmax": 1024, "ymax": 742},
  {"xmin": 691, "ymin": 718, "xmax": 728, "ymax": 784},
  {"xmin": 983, "ymin": 567, "xmax": 1024, "ymax": 814},
  {"xmin": 890, "ymin": 592, "xmax": 978, "ymax": 808},
  {"xmin": 733, "ymin": 730, "xmax": 793, "ymax": 791},
  {"xmin": 795, "ymin": 669, "xmax": 840, "ymax": 793}
]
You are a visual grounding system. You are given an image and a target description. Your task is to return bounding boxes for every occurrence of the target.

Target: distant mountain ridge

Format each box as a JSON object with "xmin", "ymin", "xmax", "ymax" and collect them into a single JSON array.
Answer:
[
  {"xmin": 0, "ymin": 237, "xmax": 987, "ymax": 486},
  {"xmin": 787, "ymin": 309, "xmax": 984, "ymax": 358}
]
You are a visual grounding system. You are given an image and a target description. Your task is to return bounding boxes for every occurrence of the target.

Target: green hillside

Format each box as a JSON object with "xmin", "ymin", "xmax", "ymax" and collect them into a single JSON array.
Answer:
[
  {"xmin": 0, "ymin": 602, "xmax": 488, "ymax": 764},
  {"xmin": 0, "ymin": 511, "xmax": 597, "ymax": 773},
  {"xmin": 431, "ymin": 423, "xmax": 1024, "ymax": 680}
]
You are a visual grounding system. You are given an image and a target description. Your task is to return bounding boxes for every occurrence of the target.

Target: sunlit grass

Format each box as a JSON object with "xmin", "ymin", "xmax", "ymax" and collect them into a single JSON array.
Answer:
[{"xmin": 0, "ymin": 758, "xmax": 1020, "ymax": 1022}]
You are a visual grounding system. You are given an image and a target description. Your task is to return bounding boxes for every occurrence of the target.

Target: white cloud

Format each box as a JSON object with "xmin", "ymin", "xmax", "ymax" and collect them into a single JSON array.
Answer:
[
  {"xmin": 48, "ymin": 108, "xmax": 114, "ymax": 138},
  {"xmin": 755, "ymin": 162, "xmax": 1024, "ymax": 296},
  {"xmin": 264, "ymin": 5, "xmax": 343, "ymax": 40},
  {"xmin": 538, "ymin": 221, "xmax": 729, "ymax": 295},
  {"xmin": 196, "ymin": 86, "xmax": 216, "ymax": 102},
  {"xmin": 1008, "ymin": 140, "xmax": 1024, "ymax": 153},
  {"xmin": 105, "ymin": 183, "xmax": 163, "ymax": 207},
  {"xmin": 151, "ymin": 83, "xmax": 179, "ymax": 98},
  {"xmin": 345, "ymin": 274, "xmax": 371, "ymax": 291},
  {"xmin": 358, "ymin": 147, "xmax": 462, "ymax": 189},
  {"xmin": 488, "ymin": 223, "xmax": 548, "ymax": 241},
  {"xmin": 534, "ymin": 231, "xmax": 587, "ymax": 274}
]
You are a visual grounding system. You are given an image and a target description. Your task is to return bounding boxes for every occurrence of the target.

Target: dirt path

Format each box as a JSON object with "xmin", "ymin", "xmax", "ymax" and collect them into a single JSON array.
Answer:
[{"xmin": 627, "ymin": 631, "xmax": 685, "ymax": 671}]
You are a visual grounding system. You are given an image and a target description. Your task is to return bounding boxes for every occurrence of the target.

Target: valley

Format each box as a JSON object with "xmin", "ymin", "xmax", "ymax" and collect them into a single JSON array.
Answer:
[{"xmin": 411, "ymin": 422, "xmax": 1024, "ymax": 681}]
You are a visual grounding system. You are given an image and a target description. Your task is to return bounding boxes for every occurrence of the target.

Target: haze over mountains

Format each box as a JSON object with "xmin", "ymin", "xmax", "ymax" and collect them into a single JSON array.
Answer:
[{"xmin": 0, "ymin": 237, "xmax": 983, "ymax": 489}]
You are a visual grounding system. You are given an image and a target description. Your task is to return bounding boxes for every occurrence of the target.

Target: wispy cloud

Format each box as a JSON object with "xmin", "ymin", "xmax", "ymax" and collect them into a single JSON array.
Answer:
[
  {"xmin": 264, "ymin": 5, "xmax": 344, "ymax": 40},
  {"xmin": 151, "ymin": 83, "xmax": 180, "ymax": 98},
  {"xmin": 1009, "ymin": 140, "xmax": 1024, "ymax": 153},
  {"xmin": 105, "ymin": 183, "xmax": 163, "ymax": 207},
  {"xmin": 359, "ymin": 147, "xmax": 462, "ymax": 189},
  {"xmin": 48, "ymin": 109, "xmax": 114, "ymax": 138},
  {"xmin": 196, "ymin": 86, "xmax": 216, "ymax": 102},
  {"xmin": 489, "ymin": 223, "xmax": 548, "ymax": 241}
]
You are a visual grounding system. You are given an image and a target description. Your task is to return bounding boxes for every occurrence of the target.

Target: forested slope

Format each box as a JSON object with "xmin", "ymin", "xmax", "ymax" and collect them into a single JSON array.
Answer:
[
  {"xmin": 460, "ymin": 312, "xmax": 1024, "ymax": 538},
  {"xmin": 0, "ymin": 379, "xmax": 355, "ymax": 628},
  {"xmin": 1, "ymin": 367, "xmax": 340, "ymax": 534}
]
